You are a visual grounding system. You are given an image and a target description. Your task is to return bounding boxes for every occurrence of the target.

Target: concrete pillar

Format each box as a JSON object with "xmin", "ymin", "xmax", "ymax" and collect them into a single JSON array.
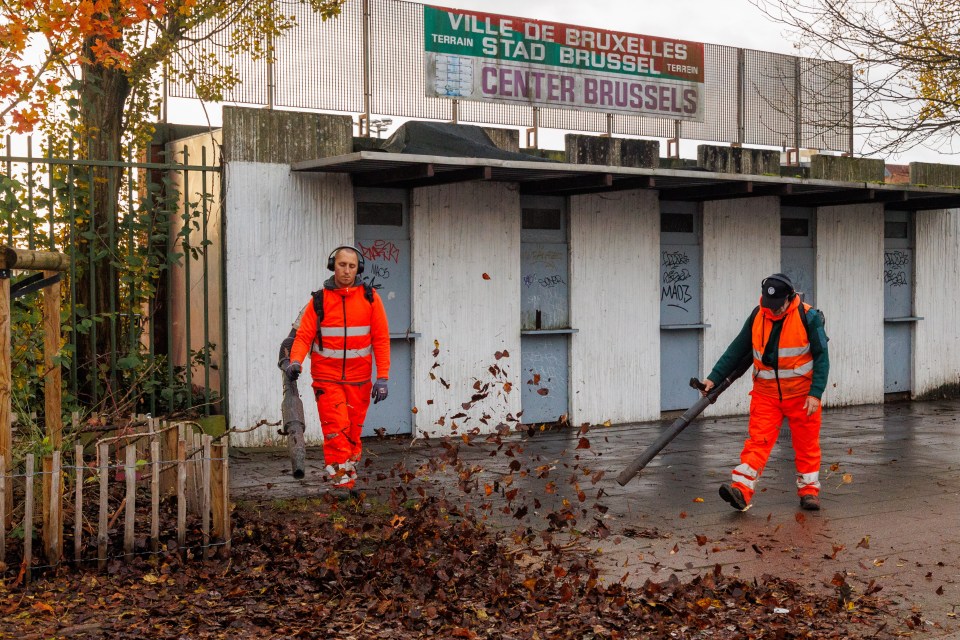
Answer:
[
  {"xmin": 222, "ymin": 106, "xmax": 352, "ymax": 163},
  {"xmin": 565, "ymin": 134, "xmax": 659, "ymax": 168},
  {"xmin": 909, "ymin": 162, "xmax": 960, "ymax": 187},
  {"xmin": 810, "ymin": 155, "xmax": 885, "ymax": 182},
  {"xmin": 697, "ymin": 145, "xmax": 779, "ymax": 176}
]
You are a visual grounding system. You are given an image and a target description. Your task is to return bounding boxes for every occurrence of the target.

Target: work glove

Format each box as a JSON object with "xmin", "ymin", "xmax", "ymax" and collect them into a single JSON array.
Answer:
[
  {"xmin": 372, "ymin": 378, "xmax": 389, "ymax": 404},
  {"xmin": 285, "ymin": 361, "xmax": 302, "ymax": 382}
]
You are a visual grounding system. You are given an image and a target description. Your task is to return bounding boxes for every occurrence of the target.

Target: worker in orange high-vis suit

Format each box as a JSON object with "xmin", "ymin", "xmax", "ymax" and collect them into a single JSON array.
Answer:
[
  {"xmin": 284, "ymin": 245, "xmax": 390, "ymax": 491},
  {"xmin": 700, "ymin": 273, "xmax": 829, "ymax": 512}
]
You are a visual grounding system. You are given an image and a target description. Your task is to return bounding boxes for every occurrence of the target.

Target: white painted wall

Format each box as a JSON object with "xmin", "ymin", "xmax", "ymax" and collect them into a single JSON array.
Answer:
[
  {"xmin": 816, "ymin": 204, "xmax": 884, "ymax": 406},
  {"xmin": 569, "ymin": 190, "xmax": 660, "ymax": 425},
  {"xmin": 168, "ymin": 131, "xmax": 224, "ymax": 400},
  {"xmin": 410, "ymin": 182, "xmax": 522, "ymax": 437},
  {"xmin": 225, "ymin": 163, "xmax": 353, "ymax": 445},
  {"xmin": 701, "ymin": 197, "xmax": 780, "ymax": 416},
  {"xmin": 914, "ymin": 208, "xmax": 960, "ymax": 395}
]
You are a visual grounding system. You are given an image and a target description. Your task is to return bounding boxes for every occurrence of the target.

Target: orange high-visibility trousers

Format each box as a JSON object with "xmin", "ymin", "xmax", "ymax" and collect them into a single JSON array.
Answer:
[
  {"xmin": 731, "ymin": 391, "xmax": 822, "ymax": 504},
  {"xmin": 314, "ymin": 381, "xmax": 372, "ymax": 467}
]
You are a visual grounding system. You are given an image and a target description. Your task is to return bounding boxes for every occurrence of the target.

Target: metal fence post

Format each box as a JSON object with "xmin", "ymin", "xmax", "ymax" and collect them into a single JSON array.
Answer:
[
  {"xmin": 267, "ymin": 0, "xmax": 276, "ymax": 110},
  {"xmin": 736, "ymin": 48, "xmax": 746, "ymax": 146},
  {"xmin": 362, "ymin": 0, "xmax": 372, "ymax": 136}
]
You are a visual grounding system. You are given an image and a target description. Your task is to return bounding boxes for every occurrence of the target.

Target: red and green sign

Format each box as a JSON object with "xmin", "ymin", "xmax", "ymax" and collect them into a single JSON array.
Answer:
[{"xmin": 424, "ymin": 5, "xmax": 706, "ymax": 121}]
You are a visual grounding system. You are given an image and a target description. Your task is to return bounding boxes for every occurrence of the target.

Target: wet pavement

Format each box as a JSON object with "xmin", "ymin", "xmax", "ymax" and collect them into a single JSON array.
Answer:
[{"xmin": 232, "ymin": 398, "xmax": 960, "ymax": 637}]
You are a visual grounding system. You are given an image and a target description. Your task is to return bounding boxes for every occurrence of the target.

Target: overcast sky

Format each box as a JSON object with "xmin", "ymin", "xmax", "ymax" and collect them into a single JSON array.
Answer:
[{"xmin": 163, "ymin": 0, "xmax": 952, "ymax": 163}]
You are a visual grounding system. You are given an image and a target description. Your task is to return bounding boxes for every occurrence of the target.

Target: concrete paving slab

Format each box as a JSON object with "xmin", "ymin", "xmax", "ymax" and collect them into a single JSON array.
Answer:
[{"xmin": 231, "ymin": 398, "xmax": 960, "ymax": 637}]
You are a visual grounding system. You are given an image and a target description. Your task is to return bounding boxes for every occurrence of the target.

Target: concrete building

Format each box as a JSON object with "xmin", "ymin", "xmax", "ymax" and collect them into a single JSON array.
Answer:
[{"xmin": 167, "ymin": 106, "xmax": 960, "ymax": 446}]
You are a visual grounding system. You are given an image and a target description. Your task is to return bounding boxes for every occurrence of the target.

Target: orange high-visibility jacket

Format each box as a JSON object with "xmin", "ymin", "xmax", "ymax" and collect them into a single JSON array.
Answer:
[
  {"xmin": 290, "ymin": 282, "xmax": 390, "ymax": 384},
  {"xmin": 751, "ymin": 296, "xmax": 813, "ymax": 399}
]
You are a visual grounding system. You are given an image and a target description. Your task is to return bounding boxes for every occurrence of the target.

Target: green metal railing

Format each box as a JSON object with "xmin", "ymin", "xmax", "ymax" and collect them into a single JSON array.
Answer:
[{"xmin": 1, "ymin": 135, "xmax": 224, "ymax": 421}]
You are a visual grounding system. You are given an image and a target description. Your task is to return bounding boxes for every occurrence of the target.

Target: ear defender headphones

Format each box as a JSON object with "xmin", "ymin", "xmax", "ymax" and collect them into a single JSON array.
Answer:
[{"xmin": 326, "ymin": 245, "xmax": 365, "ymax": 274}]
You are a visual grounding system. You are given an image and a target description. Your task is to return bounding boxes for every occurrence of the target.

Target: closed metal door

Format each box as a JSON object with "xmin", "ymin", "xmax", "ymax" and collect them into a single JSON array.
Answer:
[
  {"xmin": 781, "ymin": 207, "xmax": 816, "ymax": 306},
  {"xmin": 883, "ymin": 211, "xmax": 916, "ymax": 394},
  {"xmin": 356, "ymin": 188, "xmax": 415, "ymax": 436},
  {"xmin": 660, "ymin": 202, "xmax": 703, "ymax": 411},
  {"xmin": 520, "ymin": 197, "xmax": 572, "ymax": 424}
]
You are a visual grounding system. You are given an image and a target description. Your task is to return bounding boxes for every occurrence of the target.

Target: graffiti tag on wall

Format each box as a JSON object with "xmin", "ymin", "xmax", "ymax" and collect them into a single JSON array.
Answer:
[
  {"xmin": 884, "ymin": 250, "xmax": 909, "ymax": 288},
  {"xmin": 359, "ymin": 240, "xmax": 400, "ymax": 263},
  {"xmin": 661, "ymin": 250, "xmax": 694, "ymax": 311}
]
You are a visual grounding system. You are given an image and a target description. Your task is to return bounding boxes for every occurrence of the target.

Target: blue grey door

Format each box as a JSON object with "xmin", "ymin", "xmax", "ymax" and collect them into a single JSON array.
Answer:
[
  {"xmin": 780, "ymin": 207, "xmax": 816, "ymax": 306},
  {"xmin": 883, "ymin": 211, "xmax": 916, "ymax": 394},
  {"xmin": 520, "ymin": 197, "xmax": 572, "ymax": 424},
  {"xmin": 355, "ymin": 188, "xmax": 415, "ymax": 436},
  {"xmin": 660, "ymin": 202, "xmax": 704, "ymax": 411}
]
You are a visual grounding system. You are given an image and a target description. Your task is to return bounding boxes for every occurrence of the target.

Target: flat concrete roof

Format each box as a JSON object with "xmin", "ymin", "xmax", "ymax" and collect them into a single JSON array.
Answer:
[{"xmin": 292, "ymin": 150, "xmax": 960, "ymax": 210}]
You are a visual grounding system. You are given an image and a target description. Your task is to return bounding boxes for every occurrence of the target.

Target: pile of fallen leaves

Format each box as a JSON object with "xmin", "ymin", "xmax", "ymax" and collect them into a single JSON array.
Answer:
[{"xmin": 1, "ymin": 485, "xmax": 896, "ymax": 639}]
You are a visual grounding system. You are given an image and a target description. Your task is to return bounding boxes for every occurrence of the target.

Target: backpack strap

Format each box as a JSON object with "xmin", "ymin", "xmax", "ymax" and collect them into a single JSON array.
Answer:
[{"xmin": 310, "ymin": 289, "xmax": 325, "ymax": 323}]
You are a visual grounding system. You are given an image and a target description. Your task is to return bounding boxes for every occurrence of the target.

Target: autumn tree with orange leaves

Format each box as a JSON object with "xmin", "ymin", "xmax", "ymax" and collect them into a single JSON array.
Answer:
[
  {"xmin": 0, "ymin": 0, "xmax": 344, "ymax": 405},
  {"xmin": 752, "ymin": 0, "xmax": 960, "ymax": 155}
]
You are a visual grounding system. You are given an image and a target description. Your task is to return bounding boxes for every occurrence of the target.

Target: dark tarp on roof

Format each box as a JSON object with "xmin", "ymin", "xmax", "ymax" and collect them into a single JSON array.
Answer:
[{"xmin": 381, "ymin": 121, "xmax": 551, "ymax": 162}]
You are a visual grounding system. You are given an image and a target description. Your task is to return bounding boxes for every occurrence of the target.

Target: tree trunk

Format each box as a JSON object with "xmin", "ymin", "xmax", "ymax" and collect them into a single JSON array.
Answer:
[{"xmin": 76, "ymin": 41, "xmax": 131, "ymax": 408}]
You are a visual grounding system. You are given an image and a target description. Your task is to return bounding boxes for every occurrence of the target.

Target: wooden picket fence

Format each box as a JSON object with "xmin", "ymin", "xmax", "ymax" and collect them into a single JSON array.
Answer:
[{"xmin": 0, "ymin": 420, "xmax": 230, "ymax": 585}]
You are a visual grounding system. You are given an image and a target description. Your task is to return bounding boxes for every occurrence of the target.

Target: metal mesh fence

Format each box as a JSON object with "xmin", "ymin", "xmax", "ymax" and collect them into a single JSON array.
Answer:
[
  {"xmin": 274, "ymin": 0, "xmax": 365, "ymax": 112},
  {"xmin": 170, "ymin": 0, "xmax": 852, "ymax": 152}
]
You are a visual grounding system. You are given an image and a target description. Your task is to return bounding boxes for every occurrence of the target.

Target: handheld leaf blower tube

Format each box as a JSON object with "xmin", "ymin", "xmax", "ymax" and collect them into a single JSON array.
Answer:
[
  {"xmin": 278, "ymin": 329, "xmax": 306, "ymax": 480},
  {"xmin": 616, "ymin": 355, "xmax": 753, "ymax": 486}
]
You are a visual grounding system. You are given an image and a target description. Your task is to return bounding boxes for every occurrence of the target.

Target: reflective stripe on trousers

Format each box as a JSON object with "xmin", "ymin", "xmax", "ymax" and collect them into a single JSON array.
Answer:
[
  {"xmin": 732, "ymin": 463, "xmax": 759, "ymax": 490},
  {"xmin": 796, "ymin": 471, "xmax": 820, "ymax": 492}
]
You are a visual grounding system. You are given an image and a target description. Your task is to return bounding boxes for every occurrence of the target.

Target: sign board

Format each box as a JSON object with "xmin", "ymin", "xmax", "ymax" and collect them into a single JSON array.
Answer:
[{"xmin": 424, "ymin": 5, "xmax": 706, "ymax": 121}]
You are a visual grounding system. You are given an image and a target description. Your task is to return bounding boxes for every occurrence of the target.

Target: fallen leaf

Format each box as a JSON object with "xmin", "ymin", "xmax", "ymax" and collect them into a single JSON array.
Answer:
[
  {"xmin": 842, "ymin": 473, "xmax": 854, "ymax": 484},
  {"xmin": 482, "ymin": 273, "xmax": 491, "ymax": 280},
  {"xmin": 537, "ymin": 388, "xmax": 549, "ymax": 396},
  {"xmin": 856, "ymin": 536, "xmax": 870, "ymax": 549},
  {"xmin": 693, "ymin": 497, "xmax": 704, "ymax": 503}
]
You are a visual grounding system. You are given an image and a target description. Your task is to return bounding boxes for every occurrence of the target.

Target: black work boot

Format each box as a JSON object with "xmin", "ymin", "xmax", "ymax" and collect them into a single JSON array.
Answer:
[
  {"xmin": 719, "ymin": 483, "xmax": 749, "ymax": 511},
  {"xmin": 800, "ymin": 494, "xmax": 821, "ymax": 511}
]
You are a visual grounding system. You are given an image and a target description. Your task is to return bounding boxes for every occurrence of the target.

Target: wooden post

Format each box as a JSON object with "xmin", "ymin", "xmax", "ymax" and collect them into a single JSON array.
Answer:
[
  {"xmin": 201, "ymin": 434, "xmax": 211, "ymax": 560},
  {"xmin": 211, "ymin": 443, "xmax": 225, "ymax": 541},
  {"xmin": 150, "ymin": 439, "xmax": 160, "ymax": 553},
  {"xmin": 24, "ymin": 454, "xmax": 34, "ymax": 585},
  {"xmin": 74, "ymin": 444, "xmax": 83, "ymax": 563},
  {"xmin": 124, "ymin": 445, "xmax": 135, "ymax": 557},
  {"xmin": 97, "ymin": 443, "xmax": 109, "ymax": 571},
  {"xmin": 43, "ymin": 271, "xmax": 62, "ymax": 448},
  {"xmin": 42, "ymin": 452, "xmax": 62, "ymax": 565},
  {"xmin": 0, "ymin": 454, "xmax": 5, "ymax": 564},
  {"xmin": 222, "ymin": 436, "xmax": 230, "ymax": 555},
  {"xmin": 177, "ymin": 438, "xmax": 186, "ymax": 555},
  {"xmin": 0, "ymin": 272, "xmax": 11, "ymax": 527},
  {"xmin": 161, "ymin": 422, "xmax": 178, "ymax": 495}
]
